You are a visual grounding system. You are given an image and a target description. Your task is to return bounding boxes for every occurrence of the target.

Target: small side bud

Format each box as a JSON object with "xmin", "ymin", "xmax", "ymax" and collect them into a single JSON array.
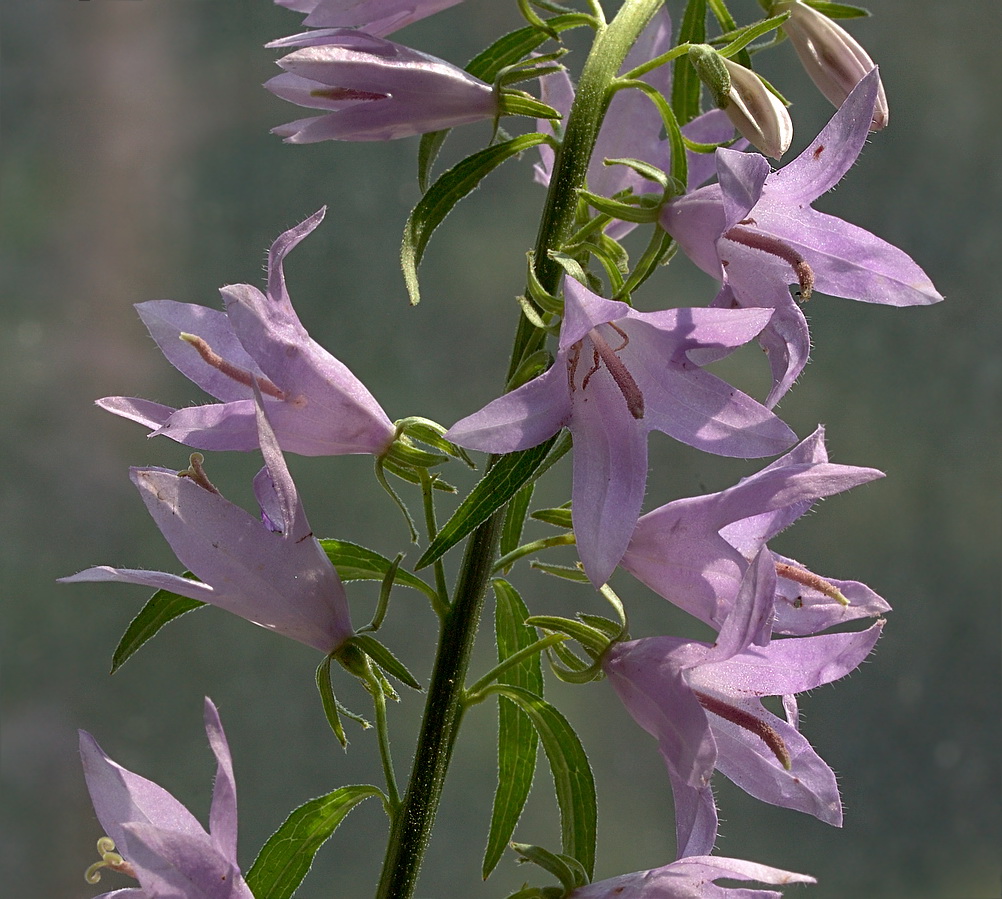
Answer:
[
  {"xmin": 689, "ymin": 45, "xmax": 793, "ymax": 159},
  {"xmin": 773, "ymin": 0, "xmax": 888, "ymax": 129}
]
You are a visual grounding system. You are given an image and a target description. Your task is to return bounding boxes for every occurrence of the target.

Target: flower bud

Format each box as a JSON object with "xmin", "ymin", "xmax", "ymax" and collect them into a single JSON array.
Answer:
[
  {"xmin": 773, "ymin": 0, "xmax": 888, "ymax": 129},
  {"xmin": 689, "ymin": 45, "xmax": 793, "ymax": 159}
]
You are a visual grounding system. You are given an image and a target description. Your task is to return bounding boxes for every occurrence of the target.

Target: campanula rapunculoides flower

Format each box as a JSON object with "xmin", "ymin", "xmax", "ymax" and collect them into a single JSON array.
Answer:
[
  {"xmin": 98, "ymin": 208, "xmax": 395, "ymax": 457},
  {"xmin": 622, "ymin": 426, "xmax": 890, "ymax": 637},
  {"xmin": 80, "ymin": 698, "xmax": 253, "ymax": 899},
  {"xmin": 278, "ymin": 0, "xmax": 465, "ymax": 37},
  {"xmin": 61, "ymin": 393, "xmax": 355, "ymax": 654},
  {"xmin": 534, "ymin": 10, "xmax": 741, "ymax": 238},
  {"xmin": 446, "ymin": 277, "xmax": 795, "ymax": 587},
  {"xmin": 772, "ymin": 0, "xmax": 888, "ymax": 129},
  {"xmin": 604, "ymin": 549, "xmax": 884, "ymax": 857},
  {"xmin": 567, "ymin": 854, "xmax": 814, "ymax": 899},
  {"xmin": 662, "ymin": 70, "xmax": 941, "ymax": 405},
  {"xmin": 265, "ymin": 30, "xmax": 496, "ymax": 142}
]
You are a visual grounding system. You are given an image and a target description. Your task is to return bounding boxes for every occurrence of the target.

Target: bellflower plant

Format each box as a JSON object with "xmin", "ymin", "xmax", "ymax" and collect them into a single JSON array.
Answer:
[
  {"xmin": 80, "ymin": 698, "xmax": 252, "ymax": 899},
  {"xmin": 605, "ymin": 549, "xmax": 884, "ymax": 857},
  {"xmin": 62, "ymin": 393, "xmax": 355, "ymax": 655},
  {"xmin": 98, "ymin": 209, "xmax": 395, "ymax": 457},
  {"xmin": 65, "ymin": 2, "xmax": 941, "ymax": 897},
  {"xmin": 622, "ymin": 426, "xmax": 890, "ymax": 636},
  {"xmin": 446, "ymin": 276, "xmax": 795, "ymax": 587}
]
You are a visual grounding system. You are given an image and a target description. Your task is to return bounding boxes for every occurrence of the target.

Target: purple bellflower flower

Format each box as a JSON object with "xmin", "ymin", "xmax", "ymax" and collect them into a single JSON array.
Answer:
[
  {"xmin": 79, "ymin": 698, "xmax": 253, "ymax": 899},
  {"xmin": 277, "ymin": 0, "xmax": 465, "ymax": 37},
  {"xmin": 662, "ymin": 70, "xmax": 942, "ymax": 407},
  {"xmin": 98, "ymin": 209, "xmax": 395, "ymax": 457},
  {"xmin": 534, "ymin": 10, "xmax": 741, "ymax": 239},
  {"xmin": 622, "ymin": 426, "xmax": 890, "ymax": 637},
  {"xmin": 445, "ymin": 277, "xmax": 795, "ymax": 587},
  {"xmin": 61, "ymin": 393, "xmax": 355, "ymax": 655},
  {"xmin": 604, "ymin": 548, "xmax": 884, "ymax": 857},
  {"xmin": 265, "ymin": 30, "xmax": 496, "ymax": 142},
  {"xmin": 567, "ymin": 854, "xmax": 815, "ymax": 899}
]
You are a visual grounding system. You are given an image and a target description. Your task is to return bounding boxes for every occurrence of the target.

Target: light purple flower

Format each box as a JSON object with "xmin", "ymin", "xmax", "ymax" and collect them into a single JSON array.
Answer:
[
  {"xmin": 446, "ymin": 277, "xmax": 795, "ymax": 587},
  {"xmin": 277, "ymin": 0, "xmax": 465, "ymax": 37},
  {"xmin": 61, "ymin": 394, "xmax": 355, "ymax": 655},
  {"xmin": 604, "ymin": 549, "xmax": 883, "ymax": 857},
  {"xmin": 79, "ymin": 698, "xmax": 253, "ymax": 899},
  {"xmin": 662, "ymin": 70, "xmax": 942, "ymax": 406},
  {"xmin": 534, "ymin": 10, "xmax": 741, "ymax": 238},
  {"xmin": 98, "ymin": 209, "xmax": 395, "ymax": 457},
  {"xmin": 568, "ymin": 854, "xmax": 815, "ymax": 899},
  {"xmin": 265, "ymin": 30, "xmax": 496, "ymax": 142},
  {"xmin": 622, "ymin": 426, "xmax": 890, "ymax": 637}
]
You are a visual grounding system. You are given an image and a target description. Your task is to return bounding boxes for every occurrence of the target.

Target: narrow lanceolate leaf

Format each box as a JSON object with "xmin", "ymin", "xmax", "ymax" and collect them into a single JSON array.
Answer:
[
  {"xmin": 483, "ymin": 581, "xmax": 542, "ymax": 878},
  {"xmin": 415, "ymin": 437, "xmax": 557, "ymax": 570},
  {"xmin": 500, "ymin": 482, "xmax": 535, "ymax": 561},
  {"xmin": 489, "ymin": 684, "xmax": 597, "ymax": 879},
  {"xmin": 402, "ymin": 133, "xmax": 549, "ymax": 305},
  {"xmin": 110, "ymin": 580, "xmax": 205, "ymax": 674},
  {"xmin": 465, "ymin": 13, "xmax": 593, "ymax": 83},
  {"xmin": 673, "ymin": 0, "xmax": 707, "ymax": 125},
  {"xmin": 245, "ymin": 785, "xmax": 384, "ymax": 899},
  {"xmin": 319, "ymin": 538, "xmax": 438, "ymax": 603}
]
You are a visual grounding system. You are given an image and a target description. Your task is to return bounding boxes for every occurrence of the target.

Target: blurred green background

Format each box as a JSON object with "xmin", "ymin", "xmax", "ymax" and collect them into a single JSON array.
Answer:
[{"xmin": 2, "ymin": 1, "xmax": 998, "ymax": 897}]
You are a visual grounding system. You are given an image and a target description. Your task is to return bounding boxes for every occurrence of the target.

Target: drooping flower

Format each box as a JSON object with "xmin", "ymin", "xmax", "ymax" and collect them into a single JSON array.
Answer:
[
  {"xmin": 604, "ymin": 549, "xmax": 883, "ymax": 857},
  {"xmin": 265, "ymin": 30, "xmax": 497, "ymax": 142},
  {"xmin": 622, "ymin": 426, "xmax": 890, "ymax": 636},
  {"xmin": 662, "ymin": 71, "xmax": 942, "ymax": 407},
  {"xmin": 568, "ymin": 854, "xmax": 815, "ymax": 899},
  {"xmin": 80, "ymin": 698, "xmax": 253, "ymax": 899},
  {"xmin": 98, "ymin": 209, "xmax": 395, "ymax": 457},
  {"xmin": 534, "ymin": 10, "xmax": 742, "ymax": 238},
  {"xmin": 446, "ymin": 277, "xmax": 795, "ymax": 587},
  {"xmin": 276, "ymin": 0, "xmax": 465, "ymax": 37},
  {"xmin": 772, "ymin": 0, "xmax": 888, "ymax": 129},
  {"xmin": 61, "ymin": 393, "xmax": 354, "ymax": 655}
]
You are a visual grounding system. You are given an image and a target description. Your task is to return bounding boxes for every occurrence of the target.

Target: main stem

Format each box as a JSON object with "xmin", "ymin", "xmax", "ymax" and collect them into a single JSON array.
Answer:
[{"xmin": 375, "ymin": 3, "xmax": 663, "ymax": 896}]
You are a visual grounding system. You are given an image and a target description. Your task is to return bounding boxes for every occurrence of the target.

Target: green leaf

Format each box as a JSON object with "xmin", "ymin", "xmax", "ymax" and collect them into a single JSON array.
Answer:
[
  {"xmin": 245, "ymin": 785, "xmax": 384, "ymax": 899},
  {"xmin": 402, "ymin": 133, "xmax": 549, "ymax": 305},
  {"xmin": 531, "ymin": 506, "xmax": 573, "ymax": 529},
  {"xmin": 489, "ymin": 684, "xmax": 596, "ymax": 878},
  {"xmin": 531, "ymin": 560, "xmax": 589, "ymax": 582},
  {"xmin": 806, "ymin": 1, "xmax": 871, "ymax": 18},
  {"xmin": 349, "ymin": 633, "xmax": 421, "ymax": 690},
  {"xmin": 465, "ymin": 14, "xmax": 591, "ymax": 83},
  {"xmin": 417, "ymin": 130, "xmax": 449, "ymax": 194},
  {"xmin": 110, "ymin": 580, "xmax": 205, "ymax": 674},
  {"xmin": 415, "ymin": 436, "xmax": 558, "ymax": 570},
  {"xmin": 319, "ymin": 539, "xmax": 438, "ymax": 604},
  {"xmin": 672, "ymin": 0, "xmax": 707, "ymax": 125},
  {"xmin": 510, "ymin": 842, "xmax": 589, "ymax": 891},
  {"xmin": 707, "ymin": 0, "xmax": 751, "ymax": 68},
  {"xmin": 501, "ymin": 482, "xmax": 536, "ymax": 561},
  {"xmin": 483, "ymin": 581, "xmax": 542, "ymax": 878}
]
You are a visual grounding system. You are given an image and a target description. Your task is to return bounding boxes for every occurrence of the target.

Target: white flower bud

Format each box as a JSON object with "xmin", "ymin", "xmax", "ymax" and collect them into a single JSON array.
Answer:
[
  {"xmin": 775, "ymin": 0, "xmax": 888, "ymax": 129},
  {"xmin": 719, "ymin": 56, "xmax": 794, "ymax": 160}
]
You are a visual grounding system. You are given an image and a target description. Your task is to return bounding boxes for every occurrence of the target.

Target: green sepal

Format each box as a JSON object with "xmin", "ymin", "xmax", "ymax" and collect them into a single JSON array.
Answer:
[
  {"xmin": 804, "ymin": 1, "xmax": 870, "ymax": 18},
  {"xmin": 531, "ymin": 560, "xmax": 589, "ymax": 582},
  {"xmin": 417, "ymin": 130, "xmax": 449, "ymax": 194},
  {"xmin": 526, "ymin": 251, "xmax": 564, "ymax": 315},
  {"xmin": 506, "ymin": 348, "xmax": 553, "ymax": 392},
  {"xmin": 523, "ymin": 615, "xmax": 609, "ymax": 656},
  {"xmin": 396, "ymin": 417, "xmax": 475, "ymax": 467},
  {"xmin": 110, "ymin": 577, "xmax": 206, "ymax": 674},
  {"xmin": 504, "ymin": 887, "xmax": 564, "ymax": 899},
  {"xmin": 500, "ymin": 91, "xmax": 562, "ymax": 121},
  {"xmin": 482, "ymin": 580, "xmax": 543, "ymax": 879},
  {"xmin": 717, "ymin": 13, "xmax": 791, "ymax": 58},
  {"xmin": 319, "ymin": 539, "xmax": 438, "ymax": 604},
  {"xmin": 347, "ymin": 633, "xmax": 421, "ymax": 690},
  {"xmin": 384, "ymin": 440, "xmax": 449, "ymax": 470},
  {"xmin": 488, "ymin": 685, "xmax": 597, "ymax": 878},
  {"xmin": 602, "ymin": 155, "xmax": 673, "ymax": 190},
  {"xmin": 415, "ymin": 435, "xmax": 558, "ymax": 570},
  {"xmin": 547, "ymin": 251, "xmax": 589, "ymax": 289},
  {"xmin": 379, "ymin": 456, "xmax": 456, "ymax": 492},
  {"xmin": 402, "ymin": 133, "xmax": 550, "ymax": 305},
  {"xmin": 316, "ymin": 654, "xmax": 349, "ymax": 748},
  {"xmin": 245, "ymin": 785, "xmax": 385, "ymax": 899},
  {"xmin": 510, "ymin": 843, "xmax": 589, "ymax": 892},
  {"xmin": 672, "ymin": 0, "xmax": 707, "ymax": 124},
  {"xmin": 577, "ymin": 188, "xmax": 661, "ymax": 224},
  {"xmin": 531, "ymin": 506, "xmax": 573, "ymax": 529}
]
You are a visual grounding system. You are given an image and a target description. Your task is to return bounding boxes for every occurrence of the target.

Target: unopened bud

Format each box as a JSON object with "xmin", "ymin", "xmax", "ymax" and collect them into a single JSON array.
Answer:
[
  {"xmin": 689, "ymin": 45, "xmax": 793, "ymax": 159},
  {"xmin": 774, "ymin": 0, "xmax": 888, "ymax": 129}
]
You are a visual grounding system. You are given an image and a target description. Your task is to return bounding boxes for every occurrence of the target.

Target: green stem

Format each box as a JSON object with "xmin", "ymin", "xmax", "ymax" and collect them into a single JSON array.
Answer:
[
  {"xmin": 367, "ymin": 665, "xmax": 401, "ymax": 811},
  {"xmin": 375, "ymin": 3, "xmax": 665, "ymax": 895}
]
